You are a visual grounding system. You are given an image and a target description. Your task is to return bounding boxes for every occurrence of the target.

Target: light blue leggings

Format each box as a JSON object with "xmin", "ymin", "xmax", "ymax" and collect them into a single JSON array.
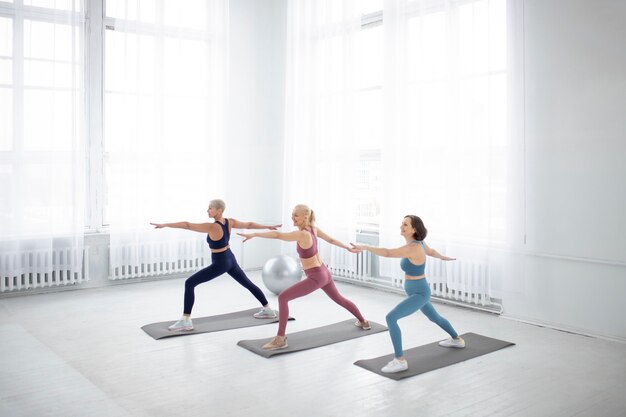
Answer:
[{"xmin": 387, "ymin": 278, "xmax": 459, "ymax": 358}]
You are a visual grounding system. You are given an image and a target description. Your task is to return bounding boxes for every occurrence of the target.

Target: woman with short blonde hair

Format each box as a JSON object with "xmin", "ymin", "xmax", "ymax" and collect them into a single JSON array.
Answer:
[{"xmin": 151, "ymin": 200, "xmax": 281, "ymax": 331}]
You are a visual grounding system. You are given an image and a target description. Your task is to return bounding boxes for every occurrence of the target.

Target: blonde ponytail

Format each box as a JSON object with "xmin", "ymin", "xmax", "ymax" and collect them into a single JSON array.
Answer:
[{"xmin": 294, "ymin": 204, "xmax": 316, "ymax": 226}]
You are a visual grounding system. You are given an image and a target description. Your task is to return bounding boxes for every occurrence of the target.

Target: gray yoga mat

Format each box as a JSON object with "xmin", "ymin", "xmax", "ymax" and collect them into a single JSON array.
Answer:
[
  {"xmin": 354, "ymin": 332, "xmax": 515, "ymax": 380},
  {"xmin": 141, "ymin": 308, "xmax": 294, "ymax": 340},
  {"xmin": 237, "ymin": 319, "xmax": 388, "ymax": 358}
]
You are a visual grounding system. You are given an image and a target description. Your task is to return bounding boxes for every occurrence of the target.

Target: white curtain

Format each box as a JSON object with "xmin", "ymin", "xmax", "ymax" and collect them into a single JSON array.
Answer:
[
  {"xmin": 282, "ymin": 0, "xmax": 364, "ymax": 258},
  {"xmin": 283, "ymin": 0, "xmax": 522, "ymax": 300},
  {"xmin": 378, "ymin": 0, "xmax": 521, "ymax": 297},
  {"xmin": 0, "ymin": 1, "xmax": 86, "ymax": 283},
  {"xmin": 105, "ymin": 0, "xmax": 228, "ymax": 277}
]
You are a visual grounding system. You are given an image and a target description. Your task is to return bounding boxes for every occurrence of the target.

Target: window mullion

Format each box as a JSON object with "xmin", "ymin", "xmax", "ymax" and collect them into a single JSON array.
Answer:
[
  {"xmin": 85, "ymin": 0, "xmax": 104, "ymax": 231},
  {"xmin": 11, "ymin": 3, "xmax": 24, "ymax": 229},
  {"xmin": 13, "ymin": 4, "xmax": 24, "ymax": 154}
]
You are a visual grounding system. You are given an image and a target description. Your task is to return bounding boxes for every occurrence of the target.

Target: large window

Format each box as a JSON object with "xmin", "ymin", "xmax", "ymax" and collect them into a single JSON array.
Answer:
[
  {"xmin": 1, "ymin": 0, "xmax": 226, "ymax": 238},
  {"xmin": 353, "ymin": 0, "xmax": 508, "ymax": 244},
  {"xmin": 0, "ymin": 0, "xmax": 227, "ymax": 230},
  {"xmin": 103, "ymin": 0, "xmax": 223, "ymax": 228},
  {"xmin": 0, "ymin": 0, "xmax": 84, "ymax": 238},
  {"xmin": 405, "ymin": 0, "xmax": 508, "ymax": 243}
]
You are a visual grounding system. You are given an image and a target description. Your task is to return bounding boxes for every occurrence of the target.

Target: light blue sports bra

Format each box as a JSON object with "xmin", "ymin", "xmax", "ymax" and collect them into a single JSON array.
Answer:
[{"xmin": 400, "ymin": 241, "xmax": 426, "ymax": 276}]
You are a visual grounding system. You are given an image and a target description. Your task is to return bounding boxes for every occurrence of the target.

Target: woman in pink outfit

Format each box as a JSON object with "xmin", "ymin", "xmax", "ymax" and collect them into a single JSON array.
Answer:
[{"xmin": 238, "ymin": 204, "xmax": 370, "ymax": 350}]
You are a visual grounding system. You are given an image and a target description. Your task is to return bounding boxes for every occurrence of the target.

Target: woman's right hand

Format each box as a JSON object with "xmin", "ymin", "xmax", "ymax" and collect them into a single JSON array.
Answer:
[
  {"xmin": 150, "ymin": 222, "xmax": 166, "ymax": 229},
  {"xmin": 347, "ymin": 246, "xmax": 362, "ymax": 254}
]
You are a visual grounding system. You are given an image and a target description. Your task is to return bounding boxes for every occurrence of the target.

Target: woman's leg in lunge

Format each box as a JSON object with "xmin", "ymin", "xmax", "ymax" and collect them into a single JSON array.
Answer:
[
  {"xmin": 168, "ymin": 263, "xmax": 228, "ymax": 331},
  {"xmin": 420, "ymin": 302, "xmax": 458, "ymax": 338},
  {"xmin": 227, "ymin": 263, "xmax": 269, "ymax": 306},
  {"xmin": 319, "ymin": 273, "xmax": 366, "ymax": 323},
  {"xmin": 386, "ymin": 292, "xmax": 429, "ymax": 358},
  {"xmin": 183, "ymin": 263, "xmax": 228, "ymax": 315},
  {"xmin": 276, "ymin": 278, "xmax": 321, "ymax": 336}
]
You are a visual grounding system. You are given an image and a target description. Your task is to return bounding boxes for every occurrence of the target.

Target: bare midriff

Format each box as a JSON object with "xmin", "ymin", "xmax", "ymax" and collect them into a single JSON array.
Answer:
[
  {"xmin": 405, "ymin": 273, "xmax": 426, "ymax": 281},
  {"xmin": 210, "ymin": 245, "xmax": 230, "ymax": 254},
  {"xmin": 300, "ymin": 253, "xmax": 323, "ymax": 271}
]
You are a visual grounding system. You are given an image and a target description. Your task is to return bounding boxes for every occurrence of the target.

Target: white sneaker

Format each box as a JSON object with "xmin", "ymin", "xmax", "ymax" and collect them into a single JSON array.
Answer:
[
  {"xmin": 381, "ymin": 358, "xmax": 408, "ymax": 373},
  {"xmin": 168, "ymin": 318, "xmax": 194, "ymax": 331},
  {"xmin": 253, "ymin": 308, "xmax": 277, "ymax": 319},
  {"xmin": 438, "ymin": 337, "xmax": 465, "ymax": 348}
]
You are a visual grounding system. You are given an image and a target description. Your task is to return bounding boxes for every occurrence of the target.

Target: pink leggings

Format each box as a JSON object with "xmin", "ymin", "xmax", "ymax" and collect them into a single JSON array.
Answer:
[{"xmin": 277, "ymin": 265, "xmax": 365, "ymax": 336}]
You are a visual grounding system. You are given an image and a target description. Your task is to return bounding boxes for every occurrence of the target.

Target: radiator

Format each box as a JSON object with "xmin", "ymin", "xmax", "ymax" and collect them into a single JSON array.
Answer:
[
  {"xmin": 109, "ymin": 236, "xmax": 243, "ymax": 280},
  {"xmin": 1, "ymin": 247, "xmax": 89, "ymax": 292},
  {"xmin": 426, "ymin": 258, "xmax": 492, "ymax": 307},
  {"xmin": 326, "ymin": 247, "xmax": 373, "ymax": 281},
  {"xmin": 328, "ymin": 245, "xmax": 498, "ymax": 310}
]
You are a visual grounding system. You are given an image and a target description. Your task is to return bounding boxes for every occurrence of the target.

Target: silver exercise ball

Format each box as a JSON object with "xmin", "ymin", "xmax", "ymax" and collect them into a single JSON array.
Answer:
[{"xmin": 261, "ymin": 255, "xmax": 303, "ymax": 295}]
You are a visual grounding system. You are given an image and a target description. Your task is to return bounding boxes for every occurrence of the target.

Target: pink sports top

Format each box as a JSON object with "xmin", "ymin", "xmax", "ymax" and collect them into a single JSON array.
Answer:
[{"xmin": 297, "ymin": 227, "xmax": 318, "ymax": 258}]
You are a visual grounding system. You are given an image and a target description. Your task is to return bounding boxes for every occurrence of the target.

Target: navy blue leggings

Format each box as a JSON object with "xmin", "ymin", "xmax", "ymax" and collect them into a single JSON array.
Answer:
[
  {"xmin": 183, "ymin": 249, "xmax": 268, "ymax": 315},
  {"xmin": 386, "ymin": 278, "xmax": 458, "ymax": 357}
]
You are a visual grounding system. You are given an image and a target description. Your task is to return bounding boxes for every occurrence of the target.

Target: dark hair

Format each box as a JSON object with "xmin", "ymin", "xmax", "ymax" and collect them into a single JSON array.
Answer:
[{"xmin": 405, "ymin": 215, "xmax": 427, "ymax": 241}]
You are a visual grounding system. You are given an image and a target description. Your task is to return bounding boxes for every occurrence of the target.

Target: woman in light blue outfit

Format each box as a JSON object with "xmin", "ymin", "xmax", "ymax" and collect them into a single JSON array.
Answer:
[{"xmin": 351, "ymin": 215, "xmax": 465, "ymax": 374}]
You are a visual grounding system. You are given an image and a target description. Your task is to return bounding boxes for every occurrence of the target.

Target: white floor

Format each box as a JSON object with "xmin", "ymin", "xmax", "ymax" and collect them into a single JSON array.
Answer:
[{"xmin": 1, "ymin": 272, "xmax": 625, "ymax": 417}]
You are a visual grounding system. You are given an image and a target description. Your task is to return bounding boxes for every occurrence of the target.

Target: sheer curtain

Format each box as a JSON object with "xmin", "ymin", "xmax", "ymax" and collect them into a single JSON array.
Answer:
[
  {"xmin": 282, "ymin": 0, "xmax": 364, "ymax": 258},
  {"xmin": 379, "ymin": 0, "xmax": 522, "ymax": 297},
  {"xmin": 0, "ymin": 1, "xmax": 86, "ymax": 285},
  {"xmin": 282, "ymin": 0, "xmax": 521, "ymax": 301},
  {"xmin": 105, "ymin": 0, "xmax": 228, "ymax": 278}
]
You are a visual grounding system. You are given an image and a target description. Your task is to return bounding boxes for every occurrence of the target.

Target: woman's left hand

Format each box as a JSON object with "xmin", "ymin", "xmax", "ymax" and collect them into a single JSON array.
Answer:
[
  {"xmin": 349, "ymin": 243, "xmax": 364, "ymax": 252},
  {"xmin": 268, "ymin": 224, "xmax": 282, "ymax": 230},
  {"xmin": 237, "ymin": 232, "xmax": 254, "ymax": 242}
]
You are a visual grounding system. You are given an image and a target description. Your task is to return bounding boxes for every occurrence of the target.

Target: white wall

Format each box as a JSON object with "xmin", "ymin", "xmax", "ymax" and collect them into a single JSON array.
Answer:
[
  {"xmin": 501, "ymin": 0, "xmax": 626, "ymax": 341},
  {"xmin": 225, "ymin": 0, "xmax": 287, "ymax": 269}
]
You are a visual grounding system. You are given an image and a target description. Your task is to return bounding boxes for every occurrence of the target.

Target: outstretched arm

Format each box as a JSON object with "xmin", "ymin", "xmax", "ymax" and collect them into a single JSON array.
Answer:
[
  {"xmin": 150, "ymin": 222, "xmax": 211, "ymax": 233},
  {"xmin": 424, "ymin": 242, "xmax": 455, "ymax": 261},
  {"xmin": 349, "ymin": 242, "xmax": 414, "ymax": 258},
  {"xmin": 316, "ymin": 228, "xmax": 360, "ymax": 253},
  {"xmin": 229, "ymin": 218, "xmax": 281, "ymax": 230},
  {"xmin": 237, "ymin": 230, "xmax": 304, "ymax": 243}
]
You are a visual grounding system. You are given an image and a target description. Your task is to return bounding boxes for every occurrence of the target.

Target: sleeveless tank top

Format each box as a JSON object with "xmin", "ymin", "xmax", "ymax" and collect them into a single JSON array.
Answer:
[
  {"xmin": 400, "ymin": 240, "xmax": 426, "ymax": 276},
  {"xmin": 207, "ymin": 218, "xmax": 230, "ymax": 250},
  {"xmin": 296, "ymin": 227, "xmax": 318, "ymax": 258}
]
